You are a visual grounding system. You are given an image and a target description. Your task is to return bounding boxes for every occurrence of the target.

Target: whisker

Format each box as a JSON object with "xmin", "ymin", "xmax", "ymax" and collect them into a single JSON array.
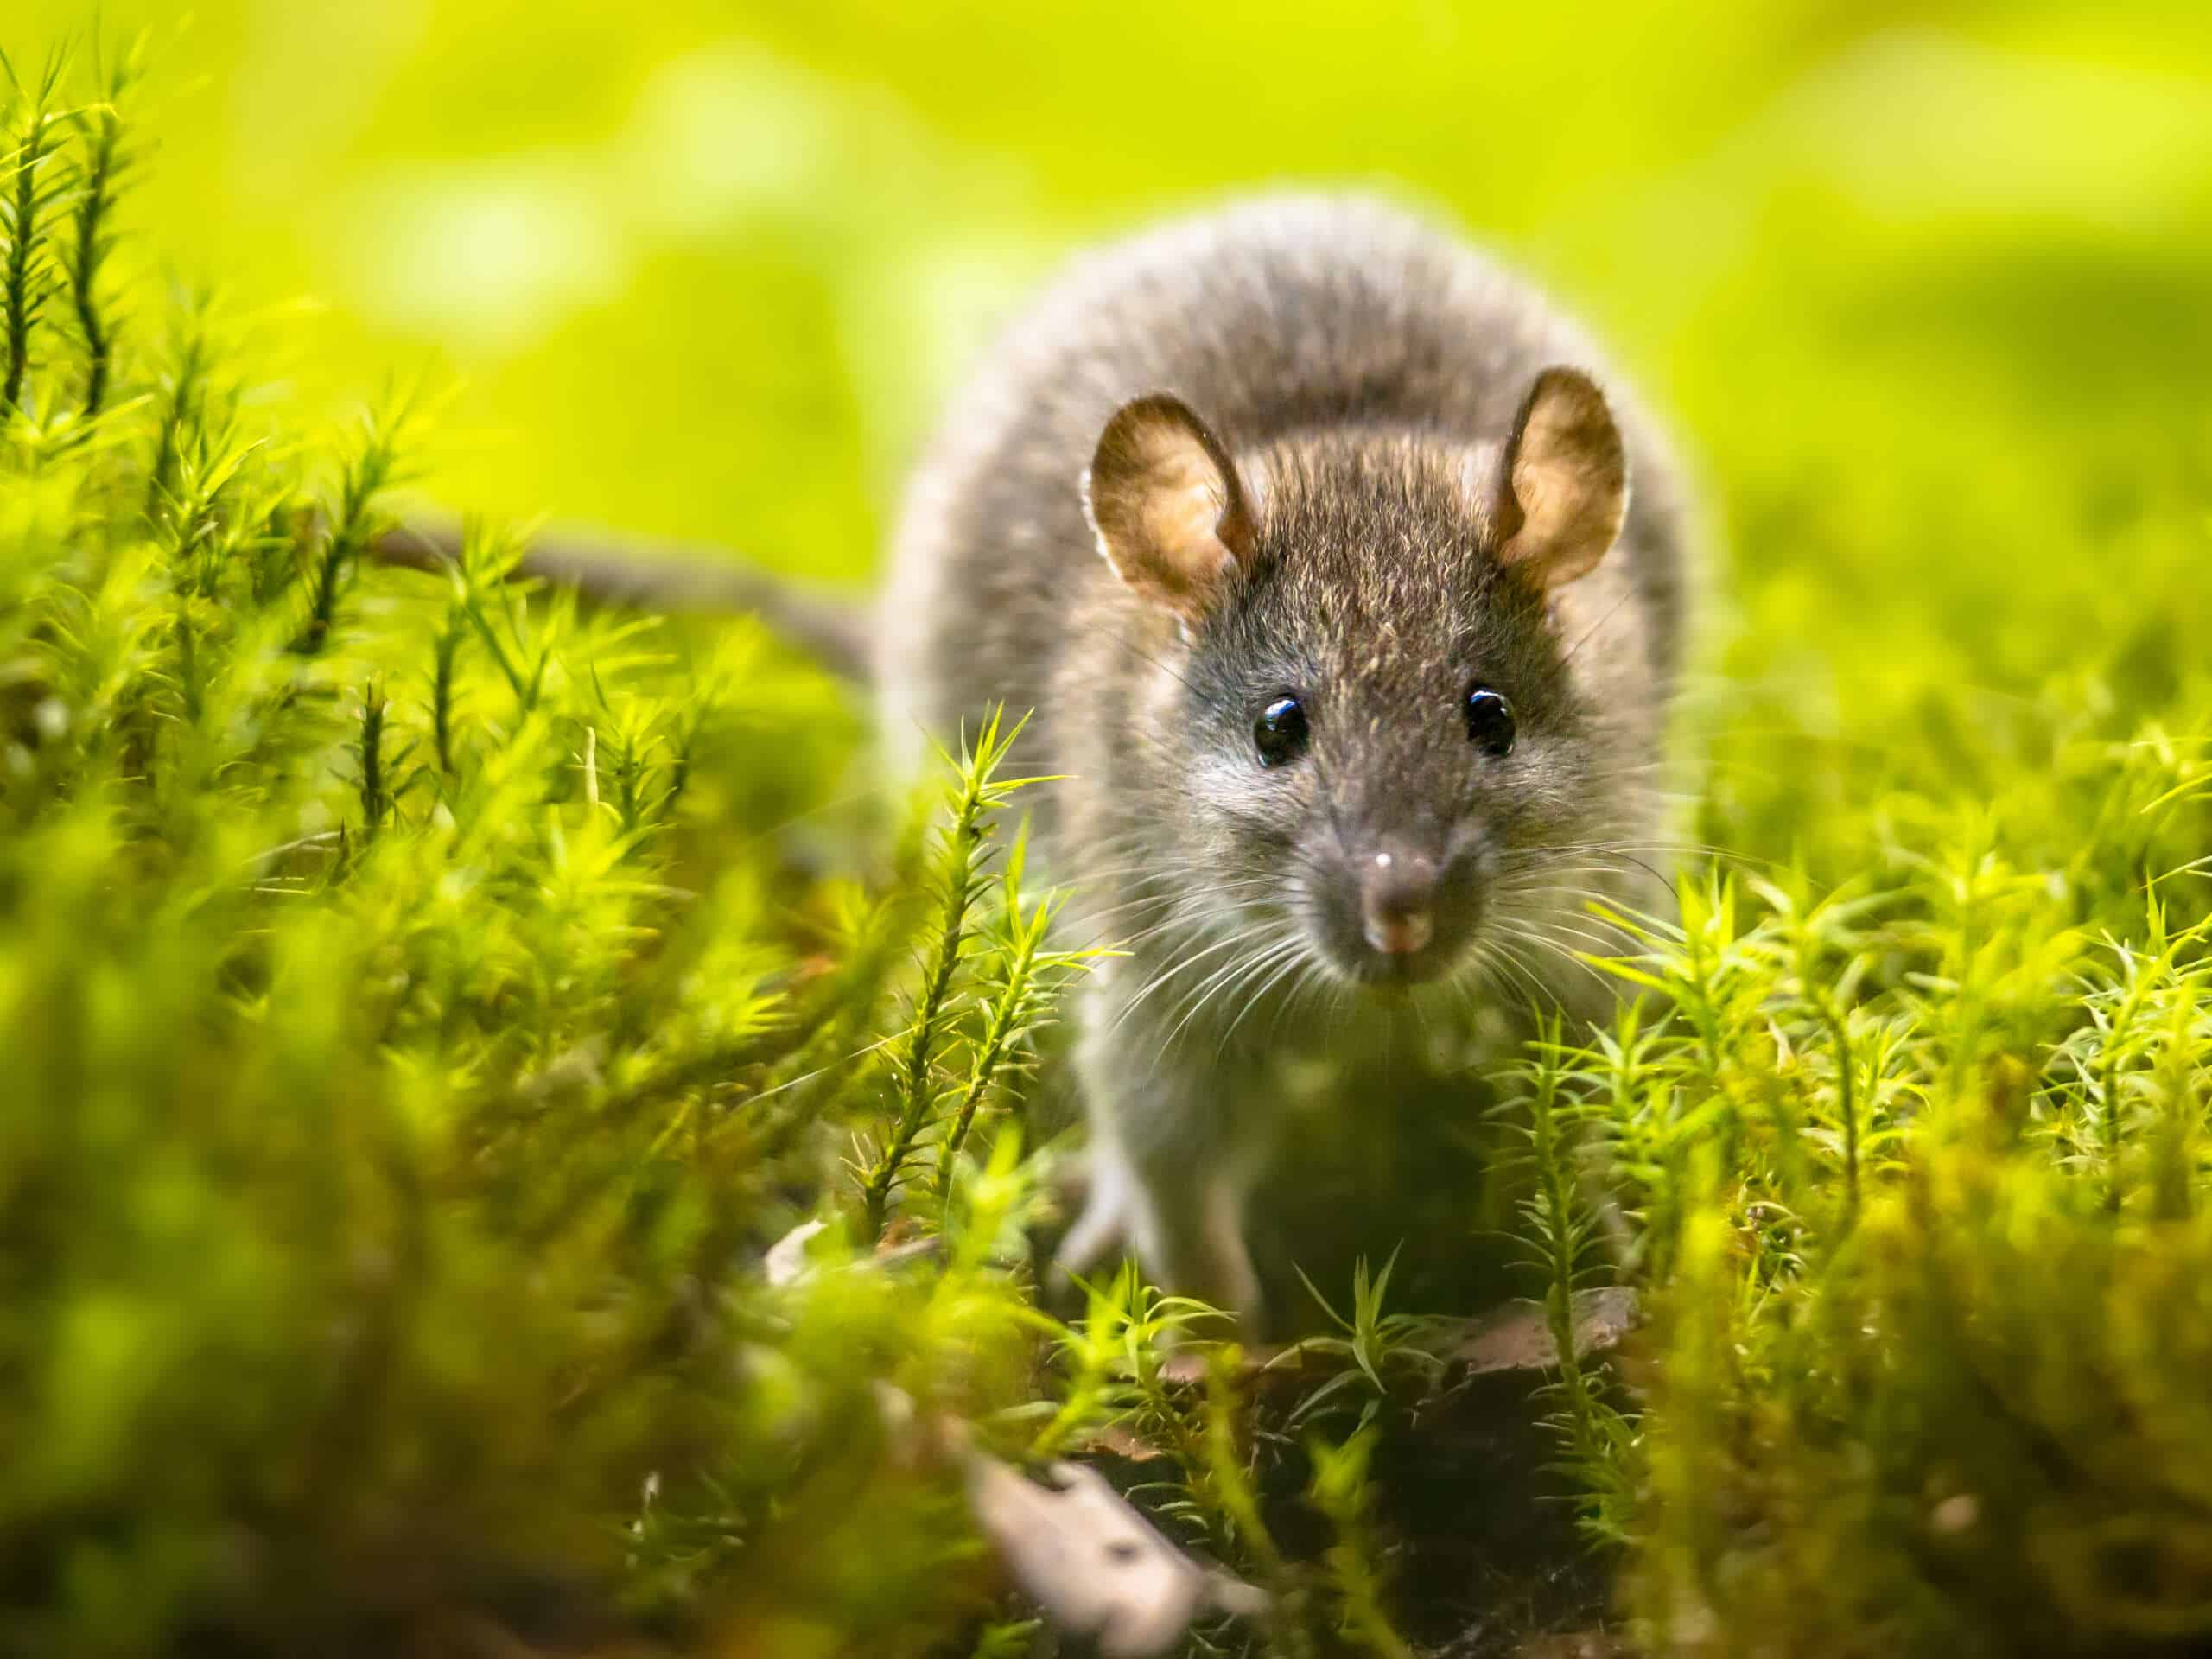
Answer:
[
  {"xmin": 1105, "ymin": 932, "xmax": 1262, "ymax": 1035},
  {"xmin": 1161, "ymin": 932, "xmax": 1304, "ymax": 1053},
  {"xmin": 1488, "ymin": 919, "xmax": 1619, "ymax": 996},
  {"xmin": 1484, "ymin": 939, "xmax": 1559, "ymax": 1015},
  {"xmin": 1214, "ymin": 938, "xmax": 1315, "ymax": 1058}
]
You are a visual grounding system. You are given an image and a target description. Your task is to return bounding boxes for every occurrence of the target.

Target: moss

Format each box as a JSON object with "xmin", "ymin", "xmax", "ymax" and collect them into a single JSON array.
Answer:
[{"xmin": 0, "ymin": 42, "xmax": 1058, "ymax": 1656}]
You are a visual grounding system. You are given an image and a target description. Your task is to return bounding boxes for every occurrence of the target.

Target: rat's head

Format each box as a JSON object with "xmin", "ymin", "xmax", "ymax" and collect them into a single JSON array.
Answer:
[{"xmin": 1081, "ymin": 368, "xmax": 1633, "ymax": 991}]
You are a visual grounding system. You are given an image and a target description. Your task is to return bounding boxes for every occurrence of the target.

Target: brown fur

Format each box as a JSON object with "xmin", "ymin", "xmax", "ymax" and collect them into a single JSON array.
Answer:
[{"xmin": 877, "ymin": 194, "xmax": 1690, "ymax": 1331}]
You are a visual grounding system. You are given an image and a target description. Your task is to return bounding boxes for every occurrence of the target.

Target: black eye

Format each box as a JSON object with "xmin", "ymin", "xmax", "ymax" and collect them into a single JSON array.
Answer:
[
  {"xmin": 1465, "ymin": 685, "xmax": 1516, "ymax": 757},
  {"xmin": 1254, "ymin": 695, "xmax": 1310, "ymax": 767}
]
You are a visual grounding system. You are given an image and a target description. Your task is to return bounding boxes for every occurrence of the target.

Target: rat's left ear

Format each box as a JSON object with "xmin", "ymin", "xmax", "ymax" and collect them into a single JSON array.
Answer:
[{"xmin": 1486, "ymin": 366, "xmax": 1629, "ymax": 588}]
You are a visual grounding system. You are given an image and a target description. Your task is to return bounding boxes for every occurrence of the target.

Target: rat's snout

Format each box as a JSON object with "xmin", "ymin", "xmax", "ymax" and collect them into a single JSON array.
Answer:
[
  {"xmin": 1360, "ymin": 849, "xmax": 1437, "ymax": 957},
  {"xmin": 1305, "ymin": 832, "xmax": 1484, "ymax": 986}
]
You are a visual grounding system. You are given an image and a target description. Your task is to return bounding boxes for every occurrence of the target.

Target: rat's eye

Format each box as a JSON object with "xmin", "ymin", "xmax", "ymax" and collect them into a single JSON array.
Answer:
[
  {"xmin": 1465, "ymin": 685, "xmax": 1516, "ymax": 757},
  {"xmin": 1254, "ymin": 695, "xmax": 1310, "ymax": 767}
]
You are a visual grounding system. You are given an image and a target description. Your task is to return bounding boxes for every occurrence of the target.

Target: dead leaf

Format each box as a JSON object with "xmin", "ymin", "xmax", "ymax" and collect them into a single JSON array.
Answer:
[
  {"xmin": 963, "ymin": 1450, "xmax": 1266, "ymax": 1658},
  {"xmin": 1453, "ymin": 1288, "xmax": 1639, "ymax": 1376}
]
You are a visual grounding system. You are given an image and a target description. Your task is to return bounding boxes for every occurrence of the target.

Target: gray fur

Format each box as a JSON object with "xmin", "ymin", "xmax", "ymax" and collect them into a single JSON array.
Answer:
[{"xmin": 877, "ymin": 194, "xmax": 1689, "ymax": 1331}]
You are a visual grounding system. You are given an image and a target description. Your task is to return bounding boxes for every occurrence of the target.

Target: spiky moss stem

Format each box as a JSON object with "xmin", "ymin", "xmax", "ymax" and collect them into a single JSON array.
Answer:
[
  {"xmin": 356, "ymin": 682, "xmax": 389, "ymax": 844},
  {"xmin": 297, "ymin": 396, "xmax": 421, "ymax": 656},
  {"xmin": 431, "ymin": 602, "xmax": 464, "ymax": 773},
  {"xmin": 1205, "ymin": 1349, "xmax": 1316, "ymax": 1659},
  {"xmin": 2099, "ymin": 950, "xmax": 2158, "ymax": 1211},
  {"xmin": 858, "ymin": 710, "xmax": 1026, "ymax": 1237},
  {"xmin": 67, "ymin": 85, "xmax": 125, "ymax": 416},
  {"xmin": 146, "ymin": 308, "xmax": 210, "ymax": 519},
  {"xmin": 2, "ymin": 59, "xmax": 63, "ymax": 415},
  {"xmin": 1527, "ymin": 1024, "xmax": 1610, "ymax": 1484},
  {"xmin": 1822, "ymin": 996, "xmax": 1860, "ymax": 1224},
  {"xmin": 1307, "ymin": 1429, "xmax": 1418, "ymax": 1659},
  {"xmin": 933, "ymin": 885, "xmax": 1049, "ymax": 1209}
]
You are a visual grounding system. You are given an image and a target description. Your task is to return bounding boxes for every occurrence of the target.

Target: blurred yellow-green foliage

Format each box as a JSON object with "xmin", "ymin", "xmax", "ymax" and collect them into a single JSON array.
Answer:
[{"xmin": 48, "ymin": 0, "xmax": 2212, "ymax": 605}]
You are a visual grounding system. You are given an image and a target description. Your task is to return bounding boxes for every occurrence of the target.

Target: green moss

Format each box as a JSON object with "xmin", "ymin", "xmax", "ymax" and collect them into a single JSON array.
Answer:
[
  {"xmin": 1577, "ymin": 815, "xmax": 2212, "ymax": 1652},
  {"xmin": 0, "ymin": 44, "xmax": 1061, "ymax": 1656}
]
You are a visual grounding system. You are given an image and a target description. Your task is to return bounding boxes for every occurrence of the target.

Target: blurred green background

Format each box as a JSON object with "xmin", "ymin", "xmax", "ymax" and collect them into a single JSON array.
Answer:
[{"xmin": 35, "ymin": 0, "xmax": 2212, "ymax": 708}]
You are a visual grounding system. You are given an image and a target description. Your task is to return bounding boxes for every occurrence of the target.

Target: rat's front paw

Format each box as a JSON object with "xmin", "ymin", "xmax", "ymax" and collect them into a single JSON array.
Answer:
[
  {"xmin": 1052, "ymin": 1141, "xmax": 1268, "ymax": 1334},
  {"xmin": 1053, "ymin": 1143, "xmax": 1135, "ymax": 1291}
]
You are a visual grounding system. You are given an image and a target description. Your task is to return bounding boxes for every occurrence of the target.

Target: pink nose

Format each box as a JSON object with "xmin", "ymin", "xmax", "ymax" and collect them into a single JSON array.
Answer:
[{"xmin": 1360, "ymin": 849, "xmax": 1437, "ymax": 956}]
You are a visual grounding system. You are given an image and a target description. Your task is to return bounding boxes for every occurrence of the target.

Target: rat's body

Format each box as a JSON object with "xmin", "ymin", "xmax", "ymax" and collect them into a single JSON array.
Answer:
[{"xmin": 879, "ymin": 196, "xmax": 1688, "ymax": 1329}]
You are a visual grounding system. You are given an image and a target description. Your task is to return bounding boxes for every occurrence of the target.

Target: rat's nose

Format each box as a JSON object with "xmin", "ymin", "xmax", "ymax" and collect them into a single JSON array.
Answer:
[{"xmin": 1360, "ymin": 848, "xmax": 1437, "ymax": 956}]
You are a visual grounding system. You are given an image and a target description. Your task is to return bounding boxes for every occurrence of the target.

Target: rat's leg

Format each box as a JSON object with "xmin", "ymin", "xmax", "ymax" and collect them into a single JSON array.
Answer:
[
  {"xmin": 1121, "ymin": 1129, "xmax": 1265, "ymax": 1329},
  {"xmin": 1058, "ymin": 976, "xmax": 1268, "ymax": 1326},
  {"xmin": 1056, "ymin": 1130, "xmax": 1135, "ymax": 1281}
]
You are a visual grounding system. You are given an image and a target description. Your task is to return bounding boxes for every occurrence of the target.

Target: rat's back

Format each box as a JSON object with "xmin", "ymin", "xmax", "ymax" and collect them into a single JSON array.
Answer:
[{"xmin": 876, "ymin": 194, "xmax": 1685, "ymax": 780}]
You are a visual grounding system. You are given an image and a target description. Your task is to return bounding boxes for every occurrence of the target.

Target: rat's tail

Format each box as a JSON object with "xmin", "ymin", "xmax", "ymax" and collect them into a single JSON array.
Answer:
[{"xmin": 374, "ymin": 520, "xmax": 874, "ymax": 683}]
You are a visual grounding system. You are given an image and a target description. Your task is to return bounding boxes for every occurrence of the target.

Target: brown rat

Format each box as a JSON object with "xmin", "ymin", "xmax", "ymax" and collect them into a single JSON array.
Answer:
[{"xmin": 877, "ymin": 194, "xmax": 1688, "ymax": 1331}]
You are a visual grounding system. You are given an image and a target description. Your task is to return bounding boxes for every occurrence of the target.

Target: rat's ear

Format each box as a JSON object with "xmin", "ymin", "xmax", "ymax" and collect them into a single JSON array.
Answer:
[
  {"xmin": 1487, "ymin": 366, "xmax": 1629, "ymax": 588},
  {"xmin": 1083, "ymin": 393, "xmax": 1255, "ymax": 624}
]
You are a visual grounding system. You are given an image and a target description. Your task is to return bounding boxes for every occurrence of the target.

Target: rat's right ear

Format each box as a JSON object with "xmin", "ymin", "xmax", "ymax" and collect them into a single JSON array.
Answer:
[{"xmin": 1083, "ymin": 394, "xmax": 1255, "ymax": 625}]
